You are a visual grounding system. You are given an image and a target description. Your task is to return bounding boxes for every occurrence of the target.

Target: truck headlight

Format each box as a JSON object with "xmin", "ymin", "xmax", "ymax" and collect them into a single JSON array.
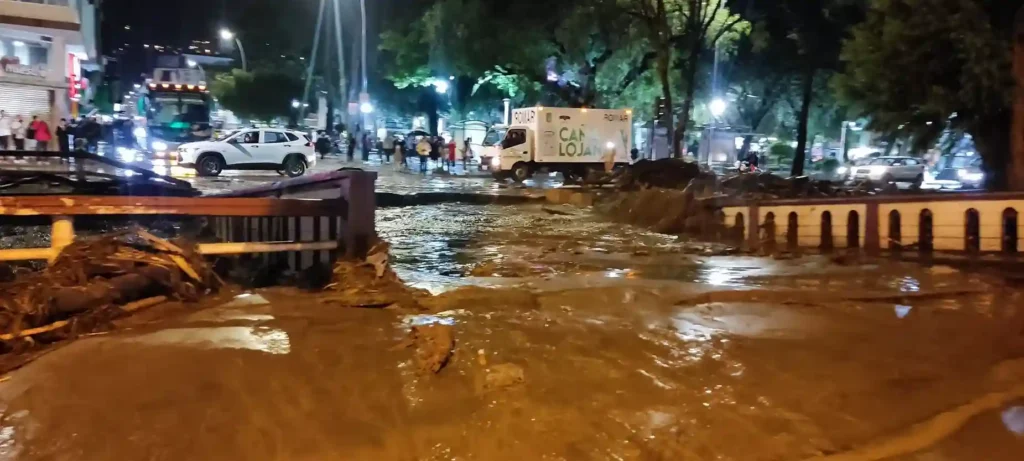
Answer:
[
  {"xmin": 117, "ymin": 147, "xmax": 138, "ymax": 163},
  {"xmin": 152, "ymin": 141, "xmax": 168, "ymax": 152},
  {"xmin": 837, "ymin": 166, "xmax": 848, "ymax": 176}
]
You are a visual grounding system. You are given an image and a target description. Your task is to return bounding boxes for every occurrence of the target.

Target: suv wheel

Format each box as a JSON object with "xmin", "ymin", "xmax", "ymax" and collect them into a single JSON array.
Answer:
[
  {"xmin": 283, "ymin": 155, "xmax": 307, "ymax": 177},
  {"xmin": 912, "ymin": 174, "xmax": 924, "ymax": 190},
  {"xmin": 197, "ymin": 154, "xmax": 225, "ymax": 177}
]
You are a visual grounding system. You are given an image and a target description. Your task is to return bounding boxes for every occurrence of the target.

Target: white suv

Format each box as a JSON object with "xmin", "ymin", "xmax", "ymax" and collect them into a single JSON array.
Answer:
[
  {"xmin": 846, "ymin": 156, "xmax": 926, "ymax": 187},
  {"xmin": 178, "ymin": 129, "xmax": 316, "ymax": 177}
]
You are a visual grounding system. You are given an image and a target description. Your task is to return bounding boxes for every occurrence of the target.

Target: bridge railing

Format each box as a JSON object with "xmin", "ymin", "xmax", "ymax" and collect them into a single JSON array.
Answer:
[
  {"xmin": 717, "ymin": 192, "xmax": 1024, "ymax": 255},
  {"xmin": 0, "ymin": 170, "xmax": 377, "ymax": 269}
]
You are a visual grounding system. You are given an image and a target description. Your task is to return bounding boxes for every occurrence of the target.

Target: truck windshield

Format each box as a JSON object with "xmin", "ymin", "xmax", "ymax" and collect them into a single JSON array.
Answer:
[
  {"xmin": 149, "ymin": 93, "xmax": 210, "ymax": 126},
  {"xmin": 483, "ymin": 128, "xmax": 506, "ymax": 147}
]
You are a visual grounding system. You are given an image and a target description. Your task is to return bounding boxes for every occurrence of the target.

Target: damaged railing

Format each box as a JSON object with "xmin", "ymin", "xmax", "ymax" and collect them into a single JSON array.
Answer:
[{"xmin": 0, "ymin": 170, "xmax": 377, "ymax": 268}]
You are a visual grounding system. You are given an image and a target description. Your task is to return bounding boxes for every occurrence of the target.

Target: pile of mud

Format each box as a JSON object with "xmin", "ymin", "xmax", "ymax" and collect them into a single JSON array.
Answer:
[
  {"xmin": 0, "ymin": 230, "xmax": 220, "ymax": 353},
  {"xmin": 600, "ymin": 179, "xmax": 722, "ymax": 236}
]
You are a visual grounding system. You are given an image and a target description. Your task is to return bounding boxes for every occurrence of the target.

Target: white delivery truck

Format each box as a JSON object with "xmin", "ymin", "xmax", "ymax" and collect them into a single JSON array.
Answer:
[{"xmin": 490, "ymin": 107, "xmax": 633, "ymax": 182}]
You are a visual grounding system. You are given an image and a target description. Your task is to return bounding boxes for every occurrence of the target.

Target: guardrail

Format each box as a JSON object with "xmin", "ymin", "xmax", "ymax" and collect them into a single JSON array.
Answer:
[
  {"xmin": 0, "ymin": 170, "xmax": 378, "ymax": 269},
  {"xmin": 717, "ymin": 192, "xmax": 1024, "ymax": 255}
]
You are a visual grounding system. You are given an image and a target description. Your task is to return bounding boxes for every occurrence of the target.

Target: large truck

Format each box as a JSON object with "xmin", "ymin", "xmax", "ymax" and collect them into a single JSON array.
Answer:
[
  {"xmin": 132, "ymin": 67, "xmax": 214, "ymax": 159},
  {"xmin": 490, "ymin": 107, "xmax": 633, "ymax": 182}
]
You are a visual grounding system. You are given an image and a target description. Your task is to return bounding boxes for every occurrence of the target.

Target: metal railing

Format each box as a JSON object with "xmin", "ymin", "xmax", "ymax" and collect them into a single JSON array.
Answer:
[
  {"xmin": 0, "ymin": 170, "xmax": 379, "ymax": 267},
  {"xmin": 3, "ymin": 0, "xmax": 71, "ymax": 6}
]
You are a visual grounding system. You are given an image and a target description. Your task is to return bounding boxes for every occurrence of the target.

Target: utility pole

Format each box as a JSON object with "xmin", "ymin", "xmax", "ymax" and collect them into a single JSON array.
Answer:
[
  {"xmin": 299, "ymin": 0, "xmax": 327, "ymax": 123},
  {"xmin": 331, "ymin": 0, "xmax": 348, "ymax": 127}
]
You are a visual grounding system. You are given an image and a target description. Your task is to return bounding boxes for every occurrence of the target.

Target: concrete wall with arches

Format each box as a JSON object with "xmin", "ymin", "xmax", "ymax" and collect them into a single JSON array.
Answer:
[{"xmin": 718, "ymin": 193, "xmax": 1024, "ymax": 254}]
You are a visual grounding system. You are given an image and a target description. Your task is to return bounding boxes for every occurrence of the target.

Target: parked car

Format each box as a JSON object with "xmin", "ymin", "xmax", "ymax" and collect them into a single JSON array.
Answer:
[
  {"xmin": 177, "ymin": 128, "xmax": 316, "ymax": 177},
  {"xmin": 846, "ymin": 156, "xmax": 926, "ymax": 187}
]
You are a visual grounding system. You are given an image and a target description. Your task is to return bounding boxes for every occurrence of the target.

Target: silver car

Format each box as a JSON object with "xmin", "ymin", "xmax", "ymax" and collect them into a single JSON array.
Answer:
[{"xmin": 846, "ymin": 156, "xmax": 926, "ymax": 186}]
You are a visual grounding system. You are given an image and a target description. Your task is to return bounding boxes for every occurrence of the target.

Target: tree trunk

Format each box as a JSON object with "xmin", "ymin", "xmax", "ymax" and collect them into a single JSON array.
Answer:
[
  {"xmin": 1011, "ymin": 10, "xmax": 1024, "ymax": 190},
  {"xmin": 675, "ymin": 51, "xmax": 701, "ymax": 159},
  {"xmin": 791, "ymin": 69, "xmax": 816, "ymax": 177},
  {"xmin": 656, "ymin": 50, "xmax": 676, "ymax": 159},
  {"xmin": 973, "ymin": 118, "xmax": 1012, "ymax": 190}
]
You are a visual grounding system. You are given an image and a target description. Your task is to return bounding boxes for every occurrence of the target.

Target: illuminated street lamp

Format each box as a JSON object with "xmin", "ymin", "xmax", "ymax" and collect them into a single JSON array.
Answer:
[
  {"xmin": 709, "ymin": 98, "xmax": 727, "ymax": 118},
  {"xmin": 359, "ymin": 102, "xmax": 374, "ymax": 114},
  {"xmin": 219, "ymin": 28, "xmax": 248, "ymax": 71},
  {"xmin": 291, "ymin": 100, "xmax": 301, "ymax": 109},
  {"xmin": 431, "ymin": 78, "xmax": 450, "ymax": 94}
]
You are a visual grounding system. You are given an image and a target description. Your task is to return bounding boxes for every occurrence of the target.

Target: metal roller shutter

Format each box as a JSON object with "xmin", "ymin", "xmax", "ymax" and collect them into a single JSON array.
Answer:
[{"xmin": 0, "ymin": 83, "xmax": 51, "ymax": 120}]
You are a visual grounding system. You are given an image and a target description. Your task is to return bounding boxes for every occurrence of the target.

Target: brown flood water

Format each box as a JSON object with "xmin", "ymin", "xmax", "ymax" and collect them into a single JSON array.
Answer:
[{"xmin": 1, "ymin": 204, "xmax": 1023, "ymax": 460}]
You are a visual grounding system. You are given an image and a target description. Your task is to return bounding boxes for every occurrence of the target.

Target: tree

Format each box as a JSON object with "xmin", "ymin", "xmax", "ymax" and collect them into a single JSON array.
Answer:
[
  {"xmin": 210, "ymin": 70, "xmax": 304, "ymax": 122},
  {"xmin": 749, "ymin": 0, "xmax": 864, "ymax": 176},
  {"xmin": 834, "ymin": 0, "xmax": 1016, "ymax": 188},
  {"xmin": 672, "ymin": 0, "xmax": 748, "ymax": 158}
]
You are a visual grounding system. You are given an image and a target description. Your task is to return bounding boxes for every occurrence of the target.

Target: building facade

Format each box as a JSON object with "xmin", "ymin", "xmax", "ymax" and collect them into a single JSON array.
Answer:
[{"xmin": 0, "ymin": 0, "xmax": 98, "ymax": 138}]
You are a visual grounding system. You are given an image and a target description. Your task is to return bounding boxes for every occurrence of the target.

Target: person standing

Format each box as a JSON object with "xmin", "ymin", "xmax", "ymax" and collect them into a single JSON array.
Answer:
[
  {"xmin": 0, "ymin": 111, "xmax": 10, "ymax": 150},
  {"xmin": 11, "ymin": 116, "xmax": 25, "ymax": 150},
  {"xmin": 393, "ymin": 137, "xmax": 404, "ymax": 170},
  {"xmin": 346, "ymin": 128, "xmax": 356, "ymax": 162},
  {"xmin": 446, "ymin": 138, "xmax": 457, "ymax": 172},
  {"xmin": 32, "ymin": 116, "xmax": 51, "ymax": 151},
  {"xmin": 381, "ymin": 134, "xmax": 394, "ymax": 164},
  {"xmin": 416, "ymin": 137, "xmax": 431, "ymax": 173},
  {"xmin": 24, "ymin": 116, "xmax": 39, "ymax": 151},
  {"xmin": 461, "ymin": 138, "xmax": 473, "ymax": 171},
  {"xmin": 315, "ymin": 130, "xmax": 332, "ymax": 160},
  {"xmin": 56, "ymin": 118, "xmax": 70, "ymax": 153}
]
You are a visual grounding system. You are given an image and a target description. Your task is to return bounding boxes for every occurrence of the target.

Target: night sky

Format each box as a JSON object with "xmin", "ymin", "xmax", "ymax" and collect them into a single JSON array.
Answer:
[{"xmin": 99, "ymin": 0, "xmax": 398, "ymax": 84}]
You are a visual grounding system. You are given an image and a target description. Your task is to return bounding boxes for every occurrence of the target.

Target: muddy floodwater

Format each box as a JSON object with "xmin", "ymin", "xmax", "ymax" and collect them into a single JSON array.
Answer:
[{"xmin": 2, "ymin": 203, "xmax": 1024, "ymax": 460}]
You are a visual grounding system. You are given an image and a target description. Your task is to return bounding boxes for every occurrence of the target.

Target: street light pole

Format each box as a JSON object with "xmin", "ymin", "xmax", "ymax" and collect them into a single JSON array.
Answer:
[
  {"xmin": 234, "ymin": 38, "xmax": 247, "ymax": 72},
  {"xmin": 220, "ymin": 29, "xmax": 247, "ymax": 72}
]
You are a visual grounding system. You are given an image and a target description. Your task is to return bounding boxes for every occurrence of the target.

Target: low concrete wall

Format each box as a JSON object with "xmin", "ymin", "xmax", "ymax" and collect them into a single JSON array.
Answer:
[{"xmin": 721, "ymin": 193, "xmax": 1024, "ymax": 254}]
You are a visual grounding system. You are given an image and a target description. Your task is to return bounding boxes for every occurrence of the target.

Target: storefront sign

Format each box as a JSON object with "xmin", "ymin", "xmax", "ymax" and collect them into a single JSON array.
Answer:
[{"xmin": 1, "ymin": 62, "xmax": 46, "ymax": 79}]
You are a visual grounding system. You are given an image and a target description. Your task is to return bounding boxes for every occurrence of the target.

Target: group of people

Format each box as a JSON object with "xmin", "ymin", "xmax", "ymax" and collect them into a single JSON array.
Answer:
[
  {"xmin": 409, "ymin": 136, "xmax": 473, "ymax": 173},
  {"xmin": 313, "ymin": 126, "xmax": 476, "ymax": 174},
  {"xmin": 0, "ymin": 110, "xmax": 75, "ymax": 153}
]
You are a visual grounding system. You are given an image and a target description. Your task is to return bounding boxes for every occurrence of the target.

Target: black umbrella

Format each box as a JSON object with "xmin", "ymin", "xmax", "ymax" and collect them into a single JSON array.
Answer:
[{"xmin": 406, "ymin": 130, "xmax": 431, "ymax": 138}]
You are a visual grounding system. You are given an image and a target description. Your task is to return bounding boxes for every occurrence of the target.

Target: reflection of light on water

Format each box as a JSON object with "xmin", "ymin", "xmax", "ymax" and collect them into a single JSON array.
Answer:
[
  {"xmin": 402, "ymin": 309, "xmax": 468, "ymax": 327},
  {"xmin": 899, "ymin": 277, "xmax": 920, "ymax": 293},
  {"xmin": 698, "ymin": 266, "xmax": 741, "ymax": 287},
  {"xmin": 894, "ymin": 304, "xmax": 913, "ymax": 319},
  {"xmin": 0, "ymin": 424, "xmax": 18, "ymax": 458},
  {"xmin": 1002, "ymin": 406, "xmax": 1024, "ymax": 435},
  {"xmin": 605, "ymin": 269, "xmax": 631, "ymax": 278},
  {"xmin": 127, "ymin": 327, "xmax": 291, "ymax": 355},
  {"xmin": 638, "ymin": 369, "xmax": 673, "ymax": 389},
  {"xmin": 671, "ymin": 317, "xmax": 720, "ymax": 342}
]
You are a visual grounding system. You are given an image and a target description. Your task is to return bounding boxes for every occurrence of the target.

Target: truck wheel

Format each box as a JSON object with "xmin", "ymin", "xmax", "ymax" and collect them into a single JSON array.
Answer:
[
  {"xmin": 196, "ymin": 153, "xmax": 225, "ymax": 177},
  {"xmin": 510, "ymin": 162, "xmax": 531, "ymax": 182}
]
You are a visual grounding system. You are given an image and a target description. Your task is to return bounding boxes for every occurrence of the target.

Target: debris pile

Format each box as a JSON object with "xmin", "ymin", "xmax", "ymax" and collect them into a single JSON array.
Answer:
[
  {"xmin": 601, "ymin": 176, "xmax": 721, "ymax": 236},
  {"xmin": 321, "ymin": 241, "xmax": 429, "ymax": 310},
  {"xmin": 0, "ymin": 230, "xmax": 220, "ymax": 352},
  {"xmin": 621, "ymin": 159, "xmax": 704, "ymax": 189}
]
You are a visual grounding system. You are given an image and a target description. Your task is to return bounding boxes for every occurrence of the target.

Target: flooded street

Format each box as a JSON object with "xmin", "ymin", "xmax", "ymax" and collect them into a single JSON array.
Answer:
[{"xmin": 2, "ymin": 202, "xmax": 1024, "ymax": 460}]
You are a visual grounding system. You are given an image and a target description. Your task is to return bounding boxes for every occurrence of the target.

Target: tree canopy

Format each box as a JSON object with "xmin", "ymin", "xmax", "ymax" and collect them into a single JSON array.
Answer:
[
  {"xmin": 210, "ymin": 69, "xmax": 305, "ymax": 123},
  {"xmin": 833, "ymin": 0, "xmax": 1015, "ymax": 187}
]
